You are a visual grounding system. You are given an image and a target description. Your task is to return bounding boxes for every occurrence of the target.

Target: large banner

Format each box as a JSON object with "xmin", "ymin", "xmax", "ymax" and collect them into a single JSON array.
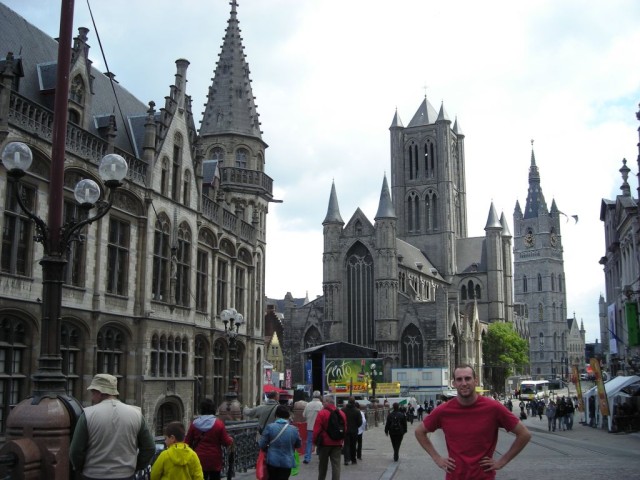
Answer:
[
  {"xmin": 590, "ymin": 358, "xmax": 610, "ymax": 417},
  {"xmin": 608, "ymin": 303, "xmax": 618, "ymax": 354},
  {"xmin": 325, "ymin": 358, "xmax": 383, "ymax": 394},
  {"xmin": 572, "ymin": 365, "xmax": 584, "ymax": 412}
]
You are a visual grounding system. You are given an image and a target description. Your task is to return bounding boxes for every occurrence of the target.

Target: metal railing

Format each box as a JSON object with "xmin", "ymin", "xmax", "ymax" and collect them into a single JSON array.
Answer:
[{"xmin": 134, "ymin": 420, "xmax": 260, "ymax": 479}]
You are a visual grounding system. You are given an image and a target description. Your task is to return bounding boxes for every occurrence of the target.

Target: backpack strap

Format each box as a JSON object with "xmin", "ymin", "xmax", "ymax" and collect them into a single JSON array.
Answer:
[{"xmin": 267, "ymin": 423, "xmax": 289, "ymax": 448}]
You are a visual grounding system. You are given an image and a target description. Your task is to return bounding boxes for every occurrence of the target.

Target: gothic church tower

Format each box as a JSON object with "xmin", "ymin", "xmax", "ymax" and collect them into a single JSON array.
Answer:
[
  {"xmin": 513, "ymin": 146, "xmax": 568, "ymax": 379},
  {"xmin": 389, "ymin": 97, "xmax": 467, "ymax": 278}
]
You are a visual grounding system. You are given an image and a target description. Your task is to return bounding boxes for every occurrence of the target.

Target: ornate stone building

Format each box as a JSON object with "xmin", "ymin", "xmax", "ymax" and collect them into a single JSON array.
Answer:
[
  {"xmin": 513, "ymin": 146, "xmax": 584, "ymax": 379},
  {"xmin": 282, "ymin": 98, "xmax": 525, "ymax": 386},
  {"xmin": 600, "ymin": 153, "xmax": 640, "ymax": 375},
  {"xmin": 0, "ymin": 1, "xmax": 272, "ymax": 436}
]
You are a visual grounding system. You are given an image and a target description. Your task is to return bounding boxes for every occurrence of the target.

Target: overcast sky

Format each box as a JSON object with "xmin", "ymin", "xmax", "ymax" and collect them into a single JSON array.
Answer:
[{"xmin": 5, "ymin": 0, "xmax": 640, "ymax": 343}]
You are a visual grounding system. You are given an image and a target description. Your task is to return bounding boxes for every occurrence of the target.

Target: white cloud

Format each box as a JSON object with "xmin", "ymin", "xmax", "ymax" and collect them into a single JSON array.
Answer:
[{"xmin": 6, "ymin": 0, "xmax": 639, "ymax": 344}]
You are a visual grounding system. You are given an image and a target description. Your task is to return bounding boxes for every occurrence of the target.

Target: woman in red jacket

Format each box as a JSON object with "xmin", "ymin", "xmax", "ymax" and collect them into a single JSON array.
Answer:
[{"xmin": 185, "ymin": 399, "xmax": 234, "ymax": 480}]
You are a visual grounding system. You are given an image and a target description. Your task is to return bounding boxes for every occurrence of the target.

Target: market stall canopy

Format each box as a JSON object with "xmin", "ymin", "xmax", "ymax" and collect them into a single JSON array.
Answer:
[{"xmin": 583, "ymin": 375, "xmax": 640, "ymax": 431}]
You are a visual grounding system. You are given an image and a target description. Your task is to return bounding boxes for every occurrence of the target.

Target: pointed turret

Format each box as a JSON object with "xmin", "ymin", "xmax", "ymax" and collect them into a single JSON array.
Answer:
[
  {"xmin": 375, "ymin": 175, "xmax": 396, "ymax": 220},
  {"xmin": 323, "ymin": 181, "xmax": 344, "ymax": 225},
  {"xmin": 453, "ymin": 117, "xmax": 464, "ymax": 136},
  {"xmin": 199, "ymin": 0, "xmax": 262, "ymax": 139},
  {"xmin": 485, "ymin": 202, "xmax": 502, "ymax": 230},
  {"xmin": 390, "ymin": 108, "xmax": 404, "ymax": 128},
  {"xmin": 500, "ymin": 212, "xmax": 512, "ymax": 238},
  {"xmin": 514, "ymin": 200, "xmax": 523, "ymax": 219},
  {"xmin": 550, "ymin": 199, "xmax": 559, "ymax": 215},
  {"xmin": 407, "ymin": 96, "xmax": 439, "ymax": 127},
  {"xmin": 436, "ymin": 101, "xmax": 451, "ymax": 123},
  {"xmin": 524, "ymin": 141, "xmax": 548, "ymax": 218}
]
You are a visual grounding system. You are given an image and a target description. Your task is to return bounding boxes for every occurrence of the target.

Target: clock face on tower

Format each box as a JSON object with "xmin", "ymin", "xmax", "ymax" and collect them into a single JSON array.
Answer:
[{"xmin": 524, "ymin": 232, "xmax": 534, "ymax": 247}]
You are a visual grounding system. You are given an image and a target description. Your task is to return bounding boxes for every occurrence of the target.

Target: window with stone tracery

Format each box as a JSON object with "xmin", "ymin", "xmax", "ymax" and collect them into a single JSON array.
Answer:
[
  {"xmin": 346, "ymin": 242, "xmax": 374, "ymax": 347},
  {"xmin": 401, "ymin": 324, "xmax": 423, "ymax": 368}
]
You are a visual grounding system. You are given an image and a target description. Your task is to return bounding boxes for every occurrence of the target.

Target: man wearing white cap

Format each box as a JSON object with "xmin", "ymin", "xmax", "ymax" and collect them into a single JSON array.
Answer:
[{"xmin": 69, "ymin": 373, "xmax": 155, "ymax": 479}]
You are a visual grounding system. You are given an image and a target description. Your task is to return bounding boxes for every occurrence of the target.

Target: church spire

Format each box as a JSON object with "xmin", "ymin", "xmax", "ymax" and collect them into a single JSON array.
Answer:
[
  {"xmin": 524, "ymin": 140, "xmax": 548, "ymax": 219},
  {"xmin": 375, "ymin": 174, "xmax": 396, "ymax": 220},
  {"xmin": 323, "ymin": 181, "xmax": 344, "ymax": 225},
  {"xmin": 199, "ymin": 0, "xmax": 262, "ymax": 139}
]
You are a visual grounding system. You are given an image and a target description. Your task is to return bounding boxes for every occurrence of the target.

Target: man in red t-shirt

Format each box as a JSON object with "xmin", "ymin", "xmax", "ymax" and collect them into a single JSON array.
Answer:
[{"xmin": 415, "ymin": 365, "xmax": 531, "ymax": 479}]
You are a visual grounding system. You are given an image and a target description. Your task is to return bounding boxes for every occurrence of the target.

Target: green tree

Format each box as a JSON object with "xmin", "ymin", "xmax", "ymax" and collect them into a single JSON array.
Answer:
[{"xmin": 482, "ymin": 322, "xmax": 529, "ymax": 395}]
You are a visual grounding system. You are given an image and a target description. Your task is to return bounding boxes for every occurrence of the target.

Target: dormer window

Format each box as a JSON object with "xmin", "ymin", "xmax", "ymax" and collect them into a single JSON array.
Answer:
[{"xmin": 70, "ymin": 75, "xmax": 84, "ymax": 104}]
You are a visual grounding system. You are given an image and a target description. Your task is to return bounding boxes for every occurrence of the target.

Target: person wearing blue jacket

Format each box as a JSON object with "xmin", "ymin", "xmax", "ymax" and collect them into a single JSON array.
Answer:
[{"xmin": 258, "ymin": 405, "xmax": 302, "ymax": 480}]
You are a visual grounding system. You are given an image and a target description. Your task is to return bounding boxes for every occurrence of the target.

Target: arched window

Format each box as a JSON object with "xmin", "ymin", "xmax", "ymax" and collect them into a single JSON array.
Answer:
[
  {"xmin": 538, "ymin": 304, "xmax": 544, "ymax": 322},
  {"xmin": 63, "ymin": 198, "xmax": 87, "ymax": 287},
  {"xmin": 235, "ymin": 148, "xmax": 248, "ymax": 168},
  {"xmin": 156, "ymin": 401, "xmax": 180, "ymax": 436},
  {"xmin": 538, "ymin": 332, "xmax": 544, "ymax": 350},
  {"xmin": 211, "ymin": 147, "xmax": 225, "ymax": 164},
  {"xmin": 182, "ymin": 170, "xmax": 191, "ymax": 207},
  {"xmin": 537, "ymin": 274, "xmax": 543, "ymax": 292},
  {"xmin": 96, "ymin": 325, "xmax": 126, "ymax": 393},
  {"xmin": 346, "ymin": 242, "xmax": 374, "ymax": 347},
  {"xmin": 460, "ymin": 285, "xmax": 467, "ymax": 301},
  {"xmin": 194, "ymin": 336, "xmax": 207, "ymax": 409},
  {"xmin": 407, "ymin": 192, "xmax": 420, "ymax": 232},
  {"xmin": 2, "ymin": 182, "xmax": 35, "ymax": 276},
  {"xmin": 551, "ymin": 274, "xmax": 555, "ymax": 291},
  {"xmin": 552, "ymin": 302, "xmax": 557, "ymax": 321},
  {"xmin": 151, "ymin": 334, "xmax": 159, "ymax": 377},
  {"xmin": 304, "ymin": 327, "xmax": 321, "ymax": 349},
  {"xmin": 401, "ymin": 324, "xmax": 423, "ymax": 368},
  {"xmin": 213, "ymin": 339, "xmax": 227, "ymax": 408},
  {"xmin": 0, "ymin": 316, "xmax": 28, "ymax": 433},
  {"xmin": 176, "ymin": 223, "xmax": 192, "ymax": 307},
  {"xmin": 424, "ymin": 140, "xmax": 436, "ymax": 178},
  {"xmin": 61, "ymin": 322, "xmax": 82, "ymax": 398},
  {"xmin": 233, "ymin": 342, "xmax": 245, "ymax": 402},
  {"xmin": 523, "ymin": 275, "xmax": 528, "ymax": 293},
  {"xmin": 475, "ymin": 284, "xmax": 481, "ymax": 299},
  {"xmin": 172, "ymin": 134, "xmax": 183, "ymax": 201},
  {"xmin": 70, "ymin": 75, "xmax": 84, "ymax": 104},
  {"xmin": 161, "ymin": 157, "xmax": 169, "ymax": 196},
  {"xmin": 559, "ymin": 274, "xmax": 564, "ymax": 292},
  {"xmin": 468, "ymin": 280, "xmax": 475, "ymax": 299},
  {"xmin": 152, "ymin": 215, "xmax": 171, "ymax": 301},
  {"xmin": 425, "ymin": 192, "xmax": 438, "ymax": 231}
]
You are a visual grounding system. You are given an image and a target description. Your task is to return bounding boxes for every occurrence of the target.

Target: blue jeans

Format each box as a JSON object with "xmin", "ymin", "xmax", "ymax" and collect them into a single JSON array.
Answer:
[{"xmin": 305, "ymin": 429, "xmax": 313, "ymax": 462}]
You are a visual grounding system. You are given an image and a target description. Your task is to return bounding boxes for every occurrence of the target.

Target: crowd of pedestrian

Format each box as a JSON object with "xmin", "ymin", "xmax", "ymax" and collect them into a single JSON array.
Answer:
[{"xmin": 69, "ymin": 371, "xmax": 536, "ymax": 480}]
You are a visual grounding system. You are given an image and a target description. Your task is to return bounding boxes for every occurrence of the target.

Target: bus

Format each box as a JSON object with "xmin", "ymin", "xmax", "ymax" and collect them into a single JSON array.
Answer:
[{"xmin": 519, "ymin": 380, "xmax": 549, "ymax": 401}]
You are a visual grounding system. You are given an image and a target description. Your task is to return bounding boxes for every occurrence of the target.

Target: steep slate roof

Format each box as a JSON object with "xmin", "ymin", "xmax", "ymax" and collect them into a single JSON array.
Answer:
[
  {"xmin": 375, "ymin": 175, "xmax": 396, "ymax": 220},
  {"xmin": 199, "ymin": 0, "xmax": 262, "ymax": 140},
  {"xmin": 323, "ymin": 181, "xmax": 344, "ymax": 225},
  {"xmin": 397, "ymin": 239, "xmax": 443, "ymax": 280},
  {"xmin": 0, "ymin": 3, "xmax": 149, "ymax": 156},
  {"xmin": 524, "ymin": 146, "xmax": 548, "ymax": 219},
  {"xmin": 407, "ymin": 96, "xmax": 439, "ymax": 127},
  {"xmin": 455, "ymin": 237, "xmax": 487, "ymax": 274}
]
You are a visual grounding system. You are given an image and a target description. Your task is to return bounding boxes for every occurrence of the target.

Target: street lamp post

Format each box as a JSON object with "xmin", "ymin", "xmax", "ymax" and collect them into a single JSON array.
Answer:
[
  {"xmin": 0, "ymin": 143, "xmax": 127, "ymax": 478},
  {"xmin": 217, "ymin": 308, "xmax": 244, "ymax": 421}
]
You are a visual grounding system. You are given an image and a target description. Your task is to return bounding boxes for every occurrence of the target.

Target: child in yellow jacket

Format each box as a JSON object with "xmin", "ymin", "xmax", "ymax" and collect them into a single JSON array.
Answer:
[{"xmin": 151, "ymin": 421, "xmax": 204, "ymax": 480}]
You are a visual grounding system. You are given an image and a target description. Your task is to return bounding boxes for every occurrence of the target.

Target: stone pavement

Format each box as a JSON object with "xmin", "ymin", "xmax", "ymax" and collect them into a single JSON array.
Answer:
[{"xmin": 235, "ymin": 411, "xmax": 640, "ymax": 480}]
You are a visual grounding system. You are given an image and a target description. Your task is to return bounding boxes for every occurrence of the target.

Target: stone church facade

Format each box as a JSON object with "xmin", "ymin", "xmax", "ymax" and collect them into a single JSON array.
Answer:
[
  {"xmin": 282, "ymin": 99, "xmax": 526, "ymax": 387},
  {"xmin": 513, "ymin": 147, "xmax": 584, "ymax": 379},
  {"xmin": 0, "ymin": 2, "xmax": 272, "ymax": 437}
]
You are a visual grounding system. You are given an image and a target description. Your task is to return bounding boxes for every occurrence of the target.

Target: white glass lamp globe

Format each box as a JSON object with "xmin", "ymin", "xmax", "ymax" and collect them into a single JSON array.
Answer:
[
  {"xmin": 98, "ymin": 153, "xmax": 128, "ymax": 185},
  {"xmin": 2, "ymin": 142, "xmax": 33, "ymax": 174},
  {"xmin": 235, "ymin": 314, "xmax": 244, "ymax": 326},
  {"xmin": 74, "ymin": 178, "xmax": 101, "ymax": 205}
]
